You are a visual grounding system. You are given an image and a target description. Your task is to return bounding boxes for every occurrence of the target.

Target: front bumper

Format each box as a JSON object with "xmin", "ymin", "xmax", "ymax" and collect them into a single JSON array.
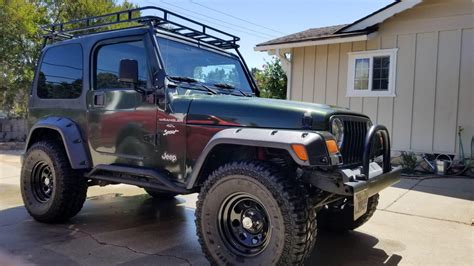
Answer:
[
  {"xmin": 306, "ymin": 163, "xmax": 401, "ymax": 196},
  {"xmin": 340, "ymin": 164, "xmax": 401, "ymax": 196},
  {"xmin": 306, "ymin": 124, "xmax": 401, "ymax": 196}
]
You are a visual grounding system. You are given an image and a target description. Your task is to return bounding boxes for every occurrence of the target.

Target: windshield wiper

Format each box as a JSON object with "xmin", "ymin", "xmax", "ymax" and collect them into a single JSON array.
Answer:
[
  {"xmin": 213, "ymin": 83, "xmax": 250, "ymax": 97},
  {"xmin": 167, "ymin": 75, "xmax": 198, "ymax": 83},
  {"xmin": 178, "ymin": 84, "xmax": 217, "ymax": 95},
  {"xmin": 167, "ymin": 76, "xmax": 217, "ymax": 95},
  {"xmin": 213, "ymin": 83, "xmax": 235, "ymax": 89}
]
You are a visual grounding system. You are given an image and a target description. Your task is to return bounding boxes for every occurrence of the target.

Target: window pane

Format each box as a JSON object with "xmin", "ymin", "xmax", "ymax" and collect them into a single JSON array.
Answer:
[
  {"xmin": 37, "ymin": 44, "xmax": 83, "ymax": 99},
  {"xmin": 380, "ymin": 79, "xmax": 389, "ymax": 90},
  {"xmin": 373, "ymin": 68, "xmax": 380, "ymax": 79},
  {"xmin": 96, "ymin": 41, "xmax": 148, "ymax": 90},
  {"xmin": 355, "ymin": 79, "xmax": 369, "ymax": 90},
  {"xmin": 354, "ymin": 58, "xmax": 369, "ymax": 90},
  {"xmin": 372, "ymin": 56, "xmax": 390, "ymax": 91},
  {"xmin": 373, "ymin": 79, "xmax": 381, "ymax": 91},
  {"xmin": 381, "ymin": 56, "xmax": 390, "ymax": 67},
  {"xmin": 373, "ymin": 57, "xmax": 381, "ymax": 69}
]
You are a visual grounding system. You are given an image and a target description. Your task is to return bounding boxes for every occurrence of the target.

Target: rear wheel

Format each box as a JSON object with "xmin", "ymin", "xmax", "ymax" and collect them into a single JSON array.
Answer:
[
  {"xmin": 317, "ymin": 193, "xmax": 379, "ymax": 232},
  {"xmin": 144, "ymin": 188, "xmax": 178, "ymax": 199},
  {"xmin": 195, "ymin": 161, "xmax": 317, "ymax": 265},
  {"xmin": 21, "ymin": 141, "xmax": 87, "ymax": 223}
]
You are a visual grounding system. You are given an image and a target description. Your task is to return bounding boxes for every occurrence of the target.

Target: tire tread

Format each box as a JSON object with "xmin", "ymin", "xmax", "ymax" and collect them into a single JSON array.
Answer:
[
  {"xmin": 195, "ymin": 161, "xmax": 317, "ymax": 265},
  {"xmin": 21, "ymin": 141, "xmax": 87, "ymax": 223}
]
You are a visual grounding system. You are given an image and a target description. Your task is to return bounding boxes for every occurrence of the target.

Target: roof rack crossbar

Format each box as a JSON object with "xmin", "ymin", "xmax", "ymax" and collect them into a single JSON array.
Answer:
[{"xmin": 42, "ymin": 6, "xmax": 240, "ymax": 49}]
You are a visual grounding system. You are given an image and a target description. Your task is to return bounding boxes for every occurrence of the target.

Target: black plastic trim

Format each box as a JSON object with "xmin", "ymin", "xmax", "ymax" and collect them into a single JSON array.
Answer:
[
  {"xmin": 25, "ymin": 117, "xmax": 91, "ymax": 169},
  {"xmin": 185, "ymin": 128, "xmax": 335, "ymax": 189},
  {"xmin": 87, "ymin": 164, "xmax": 188, "ymax": 194}
]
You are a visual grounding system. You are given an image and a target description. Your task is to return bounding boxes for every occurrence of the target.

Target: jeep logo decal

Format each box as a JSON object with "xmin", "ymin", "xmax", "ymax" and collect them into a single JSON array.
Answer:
[{"xmin": 161, "ymin": 152, "xmax": 177, "ymax": 162}]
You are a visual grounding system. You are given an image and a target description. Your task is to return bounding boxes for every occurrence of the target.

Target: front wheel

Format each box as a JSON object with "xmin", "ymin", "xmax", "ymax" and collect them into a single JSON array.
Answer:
[{"xmin": 195, "ymin": 161, "xmax": 317, "ymax": 265}]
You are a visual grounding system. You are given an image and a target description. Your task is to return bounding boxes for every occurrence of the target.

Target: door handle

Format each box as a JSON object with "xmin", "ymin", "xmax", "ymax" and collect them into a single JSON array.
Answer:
[{"xmin": 93, "ymin": 92, "xmax": 105, "ymax": 107}]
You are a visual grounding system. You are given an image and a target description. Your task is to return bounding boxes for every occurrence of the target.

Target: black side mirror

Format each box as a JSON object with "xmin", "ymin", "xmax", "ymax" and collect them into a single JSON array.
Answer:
[
  {"xmin": 118, "ymin": 59, "xmax": 138, "ymax": 84},
  {"xmin": 154, "ymin": 71, "xmax": 166, "ymax": 96}
]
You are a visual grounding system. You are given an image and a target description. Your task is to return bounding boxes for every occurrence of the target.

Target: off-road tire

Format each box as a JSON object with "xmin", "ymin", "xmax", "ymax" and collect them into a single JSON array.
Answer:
[
  {"xmin": 21, "ymin": 141, "xmax": 87, "ymax": 223},
  {"xmin": 317, "ymin": 193, "xmax": 379, "ymax": 232},
  {"xmin": 195, "ymin": 161, "xmax": 317, "ymax": 265},
  {"xmin": 144, "ymin": 188, "xmax": 178, "ymax": 199}
]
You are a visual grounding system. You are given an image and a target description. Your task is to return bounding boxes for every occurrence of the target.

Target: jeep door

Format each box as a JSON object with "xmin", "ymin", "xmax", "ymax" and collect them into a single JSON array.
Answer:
[{"xmin": 87, "ymin": 35, "xmax": 159, "ymax": 167}]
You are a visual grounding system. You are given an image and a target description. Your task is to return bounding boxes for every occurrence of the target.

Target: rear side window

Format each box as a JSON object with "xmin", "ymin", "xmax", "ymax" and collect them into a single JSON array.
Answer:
[
  {"xmin": 95, "ymin": 41, "xmax": 149, "ymax": 90},
  {"xmin": 37, "ymin": 44, "xmax": 83, "ymax": 99}
]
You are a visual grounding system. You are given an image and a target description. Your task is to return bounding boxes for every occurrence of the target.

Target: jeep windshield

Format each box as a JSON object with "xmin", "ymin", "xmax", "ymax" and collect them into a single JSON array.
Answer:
[{"xmin": 156, "ymin": 36, "xmax": 253, "ymax": 95}]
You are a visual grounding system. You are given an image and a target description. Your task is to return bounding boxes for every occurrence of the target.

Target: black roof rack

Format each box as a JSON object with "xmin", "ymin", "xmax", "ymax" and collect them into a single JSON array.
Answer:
[{"xmin": 42, "ymin": 6, "xmax": 240, "ymax": 49}]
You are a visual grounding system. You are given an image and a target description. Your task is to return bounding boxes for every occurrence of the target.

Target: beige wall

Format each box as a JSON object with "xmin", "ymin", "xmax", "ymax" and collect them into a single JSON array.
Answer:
[{"xmin": 288, "ymin": 0, "xmax": 473, "ymax": 156}]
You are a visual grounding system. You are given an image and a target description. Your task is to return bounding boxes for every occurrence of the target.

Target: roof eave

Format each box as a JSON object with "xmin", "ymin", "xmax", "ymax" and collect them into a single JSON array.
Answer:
[
  {"xmin": 337, "ymin": 0, "xmax": 422, "ymax": 33},
  {"xmin": 254, "ymin": 32, "xmax": 374, "ymax": 52}
]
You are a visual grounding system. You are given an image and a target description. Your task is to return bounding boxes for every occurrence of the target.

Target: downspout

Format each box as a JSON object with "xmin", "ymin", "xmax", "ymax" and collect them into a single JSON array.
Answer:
[{"xmin": 274, "ymin": 48, "xmax": 292, "ymax": 100}]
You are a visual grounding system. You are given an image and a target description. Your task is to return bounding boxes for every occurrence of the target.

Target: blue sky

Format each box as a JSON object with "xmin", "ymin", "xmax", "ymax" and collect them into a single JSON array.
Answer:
[{"xmin": 127, "ymin": 0, "xmax": 393, "ymax": 68}]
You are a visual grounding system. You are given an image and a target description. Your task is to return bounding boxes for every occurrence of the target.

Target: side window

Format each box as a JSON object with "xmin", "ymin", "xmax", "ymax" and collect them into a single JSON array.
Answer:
[
  {"xmin": 95, "ymin": 40, "xmax": 149, "ymax": 90},
  {"xmin": 37, "ymin": 44, "xmax": 83, "ymax": 99}
]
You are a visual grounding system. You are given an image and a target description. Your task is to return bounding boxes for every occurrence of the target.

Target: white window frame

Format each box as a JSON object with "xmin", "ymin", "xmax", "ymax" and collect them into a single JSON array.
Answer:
[{"xmin": 346, "ymin": 48, "xmax": 398, "ymax": 97}]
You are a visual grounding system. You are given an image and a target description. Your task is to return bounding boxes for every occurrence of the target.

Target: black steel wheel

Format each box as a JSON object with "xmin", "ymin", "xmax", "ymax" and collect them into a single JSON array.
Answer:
[
  {"xmin": 196, "ymin": 161, "xmax": 317, "ymax": 265},
  {"xmin": 219, "ymin": 193, "xmax": 271, "ymax": 256},
  {"xmin": 31, "ymin": 161, "xmax": 54, "ymax": 203},
  {"xmin": 21, "ymin": 141, "xmax": 87, "ymax": 223}
]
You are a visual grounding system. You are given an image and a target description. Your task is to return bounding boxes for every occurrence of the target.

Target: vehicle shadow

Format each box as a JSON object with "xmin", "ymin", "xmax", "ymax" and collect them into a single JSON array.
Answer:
[
  {"xmin": 307, "ymin": 230, "xmax": 402, "ymax": 266},
  {"xmin": 0, "ymin": 193, "xmax": 402, "ymax": 265}
]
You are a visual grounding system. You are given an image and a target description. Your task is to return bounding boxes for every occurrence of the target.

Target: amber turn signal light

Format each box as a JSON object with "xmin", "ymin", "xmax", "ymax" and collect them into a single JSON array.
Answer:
[
  {"xmin": 325, "ymin": 140, "xmax": 339, "ymax": 154},
  {"xmin": 291, "ymin": 144, "xmax": 308, "ymax": 161}
]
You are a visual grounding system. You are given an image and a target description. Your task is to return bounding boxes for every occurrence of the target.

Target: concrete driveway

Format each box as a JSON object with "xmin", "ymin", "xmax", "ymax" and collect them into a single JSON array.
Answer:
[{"xmin": 1, "ymin": 151, "xmax": 473, "ymax": 265}]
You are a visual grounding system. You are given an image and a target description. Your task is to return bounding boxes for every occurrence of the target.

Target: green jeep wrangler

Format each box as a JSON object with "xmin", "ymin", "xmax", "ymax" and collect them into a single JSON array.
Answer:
[{"xmin": 21, "ymin": 6, "xmax": 401, "ymax": 265}]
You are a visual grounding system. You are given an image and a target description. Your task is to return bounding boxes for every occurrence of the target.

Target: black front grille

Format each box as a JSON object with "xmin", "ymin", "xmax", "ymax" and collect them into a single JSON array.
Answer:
[{"xmin": 336, "ymin": 116, "xmax": 371, "ymax": 166}]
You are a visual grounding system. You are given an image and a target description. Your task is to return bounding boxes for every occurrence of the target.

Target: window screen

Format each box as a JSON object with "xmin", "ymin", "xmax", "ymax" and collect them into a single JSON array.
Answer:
[
  {"xmin": 95, "ymin": 41, "xmax": 148, "ymax": 90},
  {"xmin": 372, "ymin": 56, "xmax": 390, "ymax": 91},
  {"xmin": 37, "ymin": 44, "xmax": 83, "ymax": 99}
]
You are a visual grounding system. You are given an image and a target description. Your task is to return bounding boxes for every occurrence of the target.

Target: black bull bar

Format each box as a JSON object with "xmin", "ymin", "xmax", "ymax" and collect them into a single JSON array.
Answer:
[{"xmin": 307, "ymin": 124, "xmax": 401, "ymax": 197}]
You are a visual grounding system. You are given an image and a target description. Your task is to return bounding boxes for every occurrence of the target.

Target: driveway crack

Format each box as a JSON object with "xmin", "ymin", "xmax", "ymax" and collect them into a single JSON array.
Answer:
[
  {"xmin": 60, "ymin": 225, "xmax": 192, "ymax": 265},
  {"xmin": 382, "ymin": 179, "xmax": 423, "ymax": 210}
]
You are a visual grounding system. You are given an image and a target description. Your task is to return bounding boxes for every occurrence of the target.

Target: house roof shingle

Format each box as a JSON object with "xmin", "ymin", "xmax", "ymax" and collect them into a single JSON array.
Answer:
[
  {"xmin": 255, "ymin": 24, "xmax": 372, "ymax": 48},
  {"xmin": 256, "ymin": 24, "xmax": 347, "ymax": 47},
  {"xmin": 255, "ymin": 1, "xmax": 422, "ymax": 50}
]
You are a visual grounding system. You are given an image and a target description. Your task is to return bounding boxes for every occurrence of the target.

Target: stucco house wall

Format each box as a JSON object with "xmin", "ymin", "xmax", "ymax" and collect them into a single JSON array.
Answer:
[{"xmin": 285, "ymin": 0, "xmax": 473, "ymax": 156}]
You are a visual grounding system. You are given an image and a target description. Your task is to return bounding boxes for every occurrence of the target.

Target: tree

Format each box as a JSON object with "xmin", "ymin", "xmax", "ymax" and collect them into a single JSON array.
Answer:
[
  {"xmin": 253, "ymin": 58, "xmax": 287, "ymax": 99},
  {"xmin": 0, "ymin": 0, "xmax": 135, "ymax": 117}
]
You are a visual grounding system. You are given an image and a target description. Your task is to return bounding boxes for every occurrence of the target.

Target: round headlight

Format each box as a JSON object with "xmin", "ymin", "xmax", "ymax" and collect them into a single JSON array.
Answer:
[{"xmin": 331, "ymin": 118, "xmax": 344, "ymax": 148}]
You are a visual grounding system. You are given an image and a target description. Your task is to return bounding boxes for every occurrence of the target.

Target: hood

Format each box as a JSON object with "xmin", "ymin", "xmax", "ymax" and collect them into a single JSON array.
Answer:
[{"xmin": 185, "ymin": 95, "xmax": 367, "ymax": 130}]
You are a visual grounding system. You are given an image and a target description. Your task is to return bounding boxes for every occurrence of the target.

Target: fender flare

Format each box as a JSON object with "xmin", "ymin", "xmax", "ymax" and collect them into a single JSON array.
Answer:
[
  {"xmin": 25, "ymin": 117, "xmax": 91, "ymax": 169},
  {"xmin": 185, "ymin": 127, "xmax": 336, "ymax": 189}
]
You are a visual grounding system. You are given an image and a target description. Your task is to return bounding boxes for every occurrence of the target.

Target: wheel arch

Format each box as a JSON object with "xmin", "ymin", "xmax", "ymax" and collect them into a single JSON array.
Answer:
[
  {"xmin": 25, "ymin": 117, "xmax": 91, "ymax": 169},
  {"xmin": 185, "ymin": 128, "xmax": 334, "ymax": 189}
]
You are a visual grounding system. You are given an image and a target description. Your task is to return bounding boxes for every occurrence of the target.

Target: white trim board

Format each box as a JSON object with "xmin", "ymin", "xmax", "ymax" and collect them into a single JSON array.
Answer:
[
  {"xmin": 254, "ymin": 34, "xmax": 370, "ymax": 52},
  {"xmin": 340, "ymin": 0, "xmax": 422, "ymax": 32}
]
